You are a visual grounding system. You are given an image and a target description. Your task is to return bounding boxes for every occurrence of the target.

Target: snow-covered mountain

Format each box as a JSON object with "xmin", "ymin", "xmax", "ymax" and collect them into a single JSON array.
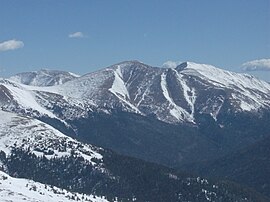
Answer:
[
  {"xmin": 1, "ymin": 61, "xmax": 270, "ymax": 200},
  {"xmin": 9, "ymin": 69, "xmax": 79, "ymax": 87},
  {"xmin": 0, "ymin": 171, "xmax": 108, "ymax": 202},
  {"xmin": 1, "ymin": 61, "xmax": 270, "ymax": 167},
  {"xmin": 1, "ymin": 61, "xmax": 270, "ymax": 124}
]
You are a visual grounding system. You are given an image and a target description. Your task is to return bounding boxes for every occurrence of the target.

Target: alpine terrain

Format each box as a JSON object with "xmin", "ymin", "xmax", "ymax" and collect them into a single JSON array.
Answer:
[
  {"xmin": 0, "ymin": 60, "xmax": 270, "ymax": 201},
  {"xmin": 1, "ymin": 110, "xmax": 267, "ymax": 201}
]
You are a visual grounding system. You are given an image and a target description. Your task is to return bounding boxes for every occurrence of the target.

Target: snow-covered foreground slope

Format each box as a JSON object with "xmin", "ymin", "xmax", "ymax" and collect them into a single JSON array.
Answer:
[
  {"xmin": 0, "ymin": 170, "xmax": 108, "ymax": 202},
  {"xmin": 0, "ymin": 110, "xmax": 102, "ymax": 165},
  {"xmin": 1, "ymin": 61, "xmax": 270, "ymax": 124},
  {"xmin": 0, "ymin": 110, "xmax": 111, "ymax": 200}
]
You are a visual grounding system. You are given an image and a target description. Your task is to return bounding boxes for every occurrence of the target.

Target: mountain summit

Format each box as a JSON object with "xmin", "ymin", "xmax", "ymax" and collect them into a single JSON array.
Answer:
[
  {"xmin": 9, "ymin": 69, "xmax": 79, "ymax": 86},
  {"xmin": 2, "ymin": 61, "xmax": 270, "ymax": 124}
]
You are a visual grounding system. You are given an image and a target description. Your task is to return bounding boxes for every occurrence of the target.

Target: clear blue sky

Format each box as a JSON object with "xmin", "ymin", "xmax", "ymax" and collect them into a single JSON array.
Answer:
[{"xmin": 0, "ymin": 0, "xmax": 270, "ymax": 81}]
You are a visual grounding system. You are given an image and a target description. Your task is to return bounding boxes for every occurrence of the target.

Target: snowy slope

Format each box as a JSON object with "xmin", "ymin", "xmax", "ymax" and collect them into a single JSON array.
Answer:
[
  {"xmin": 180, "ymin": 62, "xmax": 270, "ymax": 112},
  {"xmin": 0, "ymin": 79, "xmax": 58, "ymax": 118},
  {"xmin": 160, "ymin": 71, "xmax": 194, "ymax": 122},
  {"xmin": 2, "ymin": 61, "xmax": 270, "ymax": 124},
  {"xmin": 9, "ymin": 69, "xmax": 79, "ymax": 87},
  {"xmin": 0, "ymin": 110, "xmax": 102, "ymax": 165},
  {"xmin": 0, "ymin": 170, "xmax": 108, "ymax": 202}
]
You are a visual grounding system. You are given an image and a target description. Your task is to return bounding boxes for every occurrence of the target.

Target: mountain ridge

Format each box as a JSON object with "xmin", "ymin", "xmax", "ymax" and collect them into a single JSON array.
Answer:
[
  {"xmin": 1, "ymin": 60, "xmax": 270, "ymax": 200},
  {"xmin": 2, "ymin": 61, "xmax": 270, "ymax": 124},
  {"xmin": 9, "ymin": 69, "xmax": 80, "ymax": 87},
  {"xmin": 1, "ymin": 61, "xmax": 270, "ymax": 167}
]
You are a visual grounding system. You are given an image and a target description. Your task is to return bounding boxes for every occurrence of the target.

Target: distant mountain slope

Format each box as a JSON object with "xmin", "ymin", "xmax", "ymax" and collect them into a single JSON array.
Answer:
[
  {"xmin": 9, "ymin": 69, "xmax": 79, "ymax": 86},
  {"xmin": 1, "ymin": 61, "xmax": 270, "ymax": 167},
  {"xmin": 70, "ymin": 111, "xmax": 221, "ymax": 167},
  {"xmin": 0, "ymin": 110, "xmax": 268, "ymax": 202},
  {"xmin": 0, "ymin": 171, "xmax": 108, "ymax": 202},
  {"xmin": 55, "ymin": 61, "xmax": 270, "ymax": 123},
  {"xmin": 3, "ymin": 61, "xmax": 270, "ymax": 124},
  {"xmin": 181, "ymin": 135, "xmax": 270, "ymax": 197}
]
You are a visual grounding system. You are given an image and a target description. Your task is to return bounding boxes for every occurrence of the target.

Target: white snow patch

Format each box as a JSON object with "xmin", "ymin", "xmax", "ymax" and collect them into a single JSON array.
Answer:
[
  {"xmin": 109, "ymin": 66, "xmax": 140, "ymax": 113},
  {"xmin": 68, "ymin": 72, "xmax": 80, "ymax": 78},
  {"xmin": 135, "ymin": 87, "xmax": 150, "ymax": 107},
  {"xmin": 203, "ymin": 96, "xmax": 224, "ymax": 121},
  {"xmin": 173, "ymin": 69, "xmax": 196, "ymax": 119},
  {"xmin": 0, "ymin": 170, "xmax": 108, "ymax": 202},
  {"xmin": 109, "ymin": 65, "xmax": 130, "ymax": 100},
  {"xmin": 160, "ymin": 72, "xmax": 193, "ymax": 122}
]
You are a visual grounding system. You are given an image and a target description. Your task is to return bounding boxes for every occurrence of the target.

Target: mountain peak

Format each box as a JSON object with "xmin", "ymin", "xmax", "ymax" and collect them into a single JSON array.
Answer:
[
  {"xmin": 2, "ymin": 60, "xmax": 270, "ymax": 125},
  {"xmin": 9, "ymin": 69, "xmax": 79, "ymax": 86},
  {"xmin": 111, "ymin": 60, "xmax": 150, "ymax": 69}
]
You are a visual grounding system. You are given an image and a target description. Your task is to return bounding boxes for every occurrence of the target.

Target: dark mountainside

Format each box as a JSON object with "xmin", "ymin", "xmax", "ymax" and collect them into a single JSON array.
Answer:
[
  {"xmin": 1, "ymin": 109, "xmax": 267, "ymax": 201},
  {"xmin": 181, "ymin": 135, "xmax": 270, "ymax": 197},
  {"xmin": 1, "ymin": 147, "xmax": 268, "ymax": 202}
]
